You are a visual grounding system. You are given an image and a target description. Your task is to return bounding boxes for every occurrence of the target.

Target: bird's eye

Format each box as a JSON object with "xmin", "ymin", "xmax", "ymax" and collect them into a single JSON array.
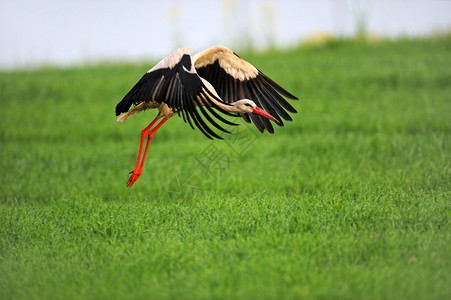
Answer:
[{"xmin": 245, "ymin": 103, "xmax": 252, "ymax": 107}]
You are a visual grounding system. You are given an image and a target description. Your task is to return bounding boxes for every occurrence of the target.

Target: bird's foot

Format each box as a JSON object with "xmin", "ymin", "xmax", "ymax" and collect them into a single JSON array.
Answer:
[{"xmin": 127, "ymin": 170, "xmax": 142, "ymax": 187}]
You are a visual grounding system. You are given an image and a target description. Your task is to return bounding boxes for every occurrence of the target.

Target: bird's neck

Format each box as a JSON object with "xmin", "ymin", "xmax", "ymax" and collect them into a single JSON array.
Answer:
[
  {"xmin": 208, "ymin": 96, "xmax": 241, "ymax": 113},
  {"xmin": 199, "ymin": 77, "xmax": 241, "ymax": 113}
]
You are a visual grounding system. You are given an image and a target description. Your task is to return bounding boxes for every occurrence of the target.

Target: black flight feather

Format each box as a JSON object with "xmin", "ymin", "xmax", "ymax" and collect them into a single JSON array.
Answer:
[
  {"xmin": 115, "ymin": 53, "xmax": 239, "ymax": 139},
  {"xmin": 195, "ymin": 59, "xmax": 297, "ymax": 134}
]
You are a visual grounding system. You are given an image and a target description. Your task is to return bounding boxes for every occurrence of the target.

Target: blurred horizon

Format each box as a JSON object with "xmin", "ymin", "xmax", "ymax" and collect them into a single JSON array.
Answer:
[{"xmin": 1, "ymin": 0, "xmax": 450, "ymax": 70}]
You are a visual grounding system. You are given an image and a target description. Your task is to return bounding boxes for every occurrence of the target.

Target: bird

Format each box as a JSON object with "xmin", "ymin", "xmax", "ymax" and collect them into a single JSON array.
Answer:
[{"xmin": 115, "ymin": 45, "xmax": 298, "ymax": 187}]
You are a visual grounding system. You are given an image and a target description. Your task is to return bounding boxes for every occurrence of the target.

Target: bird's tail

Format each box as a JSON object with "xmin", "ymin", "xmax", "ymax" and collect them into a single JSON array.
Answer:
[{"xmin": 116, "ymin": 102, "xmax": 152, "ymax": 122}]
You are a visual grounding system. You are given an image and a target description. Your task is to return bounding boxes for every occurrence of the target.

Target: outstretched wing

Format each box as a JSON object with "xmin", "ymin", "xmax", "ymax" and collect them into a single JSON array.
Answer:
[
  {"xmin": 193, "ymin": 45, "xmax": 298, "ymax": 133},
  {"xmin": 115, "ymin": 46, "xmax": 238, "ymax": 140}
]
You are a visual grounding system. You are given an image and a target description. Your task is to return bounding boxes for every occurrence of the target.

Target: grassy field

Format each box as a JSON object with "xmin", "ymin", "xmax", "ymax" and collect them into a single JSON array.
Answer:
[{"xmin": 1, "ymin": 37, "xmax": 450, "ymax": 299}]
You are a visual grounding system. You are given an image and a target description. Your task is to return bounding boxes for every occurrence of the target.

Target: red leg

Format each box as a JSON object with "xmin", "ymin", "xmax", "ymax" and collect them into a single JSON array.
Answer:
[
  {"xmin": 125, "ymin": 117, "xmax": 160, "ymax": 187},
  {"xmin": 130, "ymin": 117, "xmax": 160, "ymax": 174},
  {"xmin": 127, "ymin": 117, "xmax": 169, "ymax": 187}
]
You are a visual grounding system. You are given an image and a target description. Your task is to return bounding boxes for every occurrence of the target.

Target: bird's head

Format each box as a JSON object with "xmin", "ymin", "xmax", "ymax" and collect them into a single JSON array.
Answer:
[{"xmin": 234, "ymin": 99, "xmax": 279, "ymax": 123}]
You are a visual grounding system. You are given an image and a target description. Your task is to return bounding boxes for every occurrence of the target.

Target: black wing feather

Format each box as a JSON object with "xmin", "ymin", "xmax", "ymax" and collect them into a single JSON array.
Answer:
[
  {"xmin": 195, "ymin": 60, "xmax": 298, "ymax": 133},
  {"xmin": 115, "ymin": 54, "xmax": 238, "ymax": 139}
]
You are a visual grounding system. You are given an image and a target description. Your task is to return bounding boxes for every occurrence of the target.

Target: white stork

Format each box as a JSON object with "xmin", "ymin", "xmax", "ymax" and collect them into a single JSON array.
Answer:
[{"xmin": 115, "ymin": 45, "xmax": 298, "ymax": 187}]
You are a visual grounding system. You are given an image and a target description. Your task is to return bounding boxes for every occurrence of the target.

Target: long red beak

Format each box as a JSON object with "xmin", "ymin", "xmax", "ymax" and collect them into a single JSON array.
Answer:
[{"xmin": 252, "ymin": 107, "xmax": 279, "ymax": 123}]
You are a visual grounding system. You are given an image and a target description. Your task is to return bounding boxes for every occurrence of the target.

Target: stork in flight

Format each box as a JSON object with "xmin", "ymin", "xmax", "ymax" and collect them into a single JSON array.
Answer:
[{"xmin": 115, "ymin": 45, "xmax": 298, "ymax": 187}]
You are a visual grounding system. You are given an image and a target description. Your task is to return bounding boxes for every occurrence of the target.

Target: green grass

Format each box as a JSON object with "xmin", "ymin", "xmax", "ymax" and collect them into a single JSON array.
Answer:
[{"xmin": 1, "ymin": 37, "xmax": 450, "ymax": 299}]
